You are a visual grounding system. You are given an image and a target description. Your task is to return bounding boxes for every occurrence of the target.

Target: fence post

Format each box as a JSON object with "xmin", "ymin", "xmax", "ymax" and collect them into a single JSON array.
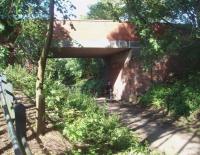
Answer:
[
  {"xmin": 0, "ymin": 74, "xmax": 32, "ymax": 155},
  {"xmin": 0, "ymin": 74, "xmax": 23, "ymax": 155}
]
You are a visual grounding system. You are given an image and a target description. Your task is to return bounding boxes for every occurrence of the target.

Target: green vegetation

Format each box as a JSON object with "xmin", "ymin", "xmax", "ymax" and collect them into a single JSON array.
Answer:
[
  {"xmin": 0, "ymin": 46, "xmax": 9, "ymax": 70},
  {"xmin": 0, "ymin": 0, "xmax": 76, "ymax": 134},
  {"xmin": 46, "ymin": 59, "xmax": 105, "ymax": 95},
  {"xmin": 140, "ymin": 72, "xmax": 200, "ymax": 117},
  {"xmin": 4, "ymin": 65, "xmax": 149, "ymax": 154},
  {"xmin": 87, "ymin": 0, "xmax": 200, "ymax": 120},
  {"xmin": 1, "ymin": 0, "xmax": 200, "ymax": 153},
  {"xmin": 87, "ymin": 0, "xmax": 125, "ymax": 21},
  {"xmin": 4, "ymin": 65, "xmax": 36, "ymax": 97},
  {"xmin": 140, "ymin": 43, "xmax": 200, "ymax": 118},
  {"xmin": 88, "ymin": 0, "xmax": 200, "ymax": 68}
]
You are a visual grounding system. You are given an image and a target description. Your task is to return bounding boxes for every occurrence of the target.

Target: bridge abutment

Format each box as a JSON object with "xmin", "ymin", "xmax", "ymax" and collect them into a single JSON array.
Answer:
[{"xmin": 105, "ymin": 49, "xmax": 184, "ymax": 102}]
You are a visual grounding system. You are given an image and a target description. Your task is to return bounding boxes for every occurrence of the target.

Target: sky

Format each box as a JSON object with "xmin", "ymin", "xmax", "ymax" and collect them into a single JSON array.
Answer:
[{"xmin": 71, "ymin": 0, "xmax": 97, "ymax": 19}]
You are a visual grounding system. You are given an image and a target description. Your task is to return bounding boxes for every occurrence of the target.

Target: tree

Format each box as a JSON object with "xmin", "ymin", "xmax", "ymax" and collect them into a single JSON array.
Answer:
[
  {"xmin": 87, "ymin": 0, "xmax": 126, "ymax": 21},
  {"xmin": 0, "ymin": 0, "xmax": 75, "ymax": 135},
  {"xmin": 0, "ymin": 0, "xmax": 24, "ymax": 66},
  {"xmin": 88, "ymin": 0, "xmax": 200, "ymax": 63},
  {"xmin": 103, "ymin": 0, "xmax": 198, "ymax": 68}
]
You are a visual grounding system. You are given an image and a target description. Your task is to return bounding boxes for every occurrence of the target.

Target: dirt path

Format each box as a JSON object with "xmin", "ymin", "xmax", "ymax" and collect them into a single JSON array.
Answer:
[
  {"xmin": 0, "ymin": 109, "xmax": 14, "ymax": 155},
  {"xmin": 0, "ymin": 90, "xmax": 71, "ymax": 155},
  {"xmin": 97, "ymin": 98, "xmax": 200, "ymax": 155}
]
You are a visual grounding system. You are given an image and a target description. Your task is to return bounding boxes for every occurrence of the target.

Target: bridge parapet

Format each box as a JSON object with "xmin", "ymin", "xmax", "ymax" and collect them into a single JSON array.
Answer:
[
  {"xmin": 52, "ymin": 20, "xmax": 140, "ymax": 48},
  {"xmin": 52, "ymin": 39, "xmax": 140, "ymax": 48}
]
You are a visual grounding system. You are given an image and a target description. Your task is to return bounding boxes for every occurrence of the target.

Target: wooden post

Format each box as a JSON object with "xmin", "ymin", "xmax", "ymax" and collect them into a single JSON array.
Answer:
[{"xmin": 35, "ymin": 0, "xmax": 54, "ymax": 135}]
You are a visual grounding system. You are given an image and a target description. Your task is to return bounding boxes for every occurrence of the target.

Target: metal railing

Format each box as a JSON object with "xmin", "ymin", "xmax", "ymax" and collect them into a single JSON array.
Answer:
[{"xmin": 0, "ymin": 74, "xmax": 32, "ymax": 155}]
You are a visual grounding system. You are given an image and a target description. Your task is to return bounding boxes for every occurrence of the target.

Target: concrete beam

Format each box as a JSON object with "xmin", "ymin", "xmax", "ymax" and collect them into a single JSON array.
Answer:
[{"xmin": 50, "ymin": 47, "xmax": 129, "ymax": 58}]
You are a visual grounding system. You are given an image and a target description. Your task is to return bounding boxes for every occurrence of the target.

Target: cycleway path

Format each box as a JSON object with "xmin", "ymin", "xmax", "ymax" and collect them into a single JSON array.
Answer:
[{"xmin": 97, "ymin": 98, "xmax": 200, "ymax": 155}]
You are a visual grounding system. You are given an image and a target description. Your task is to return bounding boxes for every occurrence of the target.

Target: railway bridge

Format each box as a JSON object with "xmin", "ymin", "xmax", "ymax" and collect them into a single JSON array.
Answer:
[{"xmin": 51, "ymin": 20, "xmax": 168, "ymax": 101}]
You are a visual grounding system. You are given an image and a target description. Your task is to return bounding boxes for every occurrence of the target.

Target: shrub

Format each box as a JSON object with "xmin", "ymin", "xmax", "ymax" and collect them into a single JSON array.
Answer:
[
  {"xmin": 4, "ymin": 65, "xmax": 150, "ymax": 155},
  {"xmin": 63, "ymin": 110, "xmax": 148, "ymax": 154},
  {"xmin": 75, "ymin": 79, "xmax": 105, "ymax": 96},
  {"xmin": 60, "ymin": 89, "xmax": 149, "ymax": 154},
  {"xmin": 140, "ymin": 72, "xmax": 200, "ymax": 117},
  {"xmin": 140, "ymin": 84, "xmax": 171, "ymax": 108},
  {"xmin": 0, "ymin": 46, "xmax": 9, "ymax": 70},
  {"xmin": 4, "ymin": 65, "xmax": 36, "ymax": 97}
]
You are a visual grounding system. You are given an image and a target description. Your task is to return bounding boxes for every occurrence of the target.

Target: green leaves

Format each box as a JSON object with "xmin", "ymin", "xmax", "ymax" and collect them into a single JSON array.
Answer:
[
  {"xmin": 15, "ymin": 20, "xmax": 47, "ymax": 61},
  {"xmin": 125, "ymin": 0, "xmax": 200, "ymax": 68},
  {"xmin": 0, "ymin": 23, "xmax": 5, "ymax": 32},
  {"xmin": 4, "ymin": 64, "xmax": 150, "ymax": 154},
  {"xmin": 63, "ymin": 112, "xmax": 134, "ymax": 154},
  {"xmin": 140, "ymin": 72, "xmax": 200, "ymax": 117},
  {"xmin": 87, "ymin": 0, "xmax": 125, "ymax": 20},
  {"xmin": 0, "ymin": 46, "xmax": 9, "ymax": 69},
  {"xmin": 149, "ymin": 38, "xmax": 161, "ymax": 51},
  {"xmin": 4, "ymin": 65, "xmax": 36, "ymax": 96}
]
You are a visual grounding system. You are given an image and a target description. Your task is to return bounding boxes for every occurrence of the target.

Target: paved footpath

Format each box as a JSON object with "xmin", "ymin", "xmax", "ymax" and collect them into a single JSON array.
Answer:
[{"xmin": 97, "ymin": 98, "xmax": 200, "ymax": 155}]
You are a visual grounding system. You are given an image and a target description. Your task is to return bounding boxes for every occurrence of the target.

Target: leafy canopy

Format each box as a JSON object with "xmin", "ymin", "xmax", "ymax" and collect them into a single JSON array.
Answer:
[
  {"xmin": 87, "ymin": 0, "xmax": 126, "ymax": 21},
  {"xmin": 0, "ymin": 0, "xmax": 75, "ymax": 64},
  {"xmin": 125, "ymin": 0, "xmax": 200, "ymax": 66}
]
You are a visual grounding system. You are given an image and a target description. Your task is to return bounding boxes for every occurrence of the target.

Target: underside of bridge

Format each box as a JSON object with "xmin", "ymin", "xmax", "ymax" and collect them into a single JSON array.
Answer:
[
  {"xmin": 48, "ymin": 20, "xmax": 182, "ymax": 101},
  {"xmin": 50, "ymin": 20, "xmax": 143, "ymax": 100},
  {"xmin": 50, "ymin": 47, "xmax": 130, "ymax": 58}
]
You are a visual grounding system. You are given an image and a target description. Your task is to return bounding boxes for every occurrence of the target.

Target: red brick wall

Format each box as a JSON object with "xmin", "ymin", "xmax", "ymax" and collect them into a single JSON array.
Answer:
[
  {"xmin": 105, "ymin": 51, "xmax": 189, "ymax": 101},
  {"xmin": 105, "ymin": 50, "xmax": 151, "ymax": 101}
]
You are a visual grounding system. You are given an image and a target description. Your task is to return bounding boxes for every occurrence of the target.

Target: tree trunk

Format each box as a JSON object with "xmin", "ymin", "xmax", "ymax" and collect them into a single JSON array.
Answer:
[{"xmin": 35, "ymin": 0, "xmax": 54, "ymax": 135}]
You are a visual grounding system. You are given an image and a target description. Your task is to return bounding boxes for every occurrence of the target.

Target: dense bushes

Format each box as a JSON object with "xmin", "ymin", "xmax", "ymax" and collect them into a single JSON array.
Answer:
[
  {"xmin": 4, "ymin": 65, "xmax": 36, "ymax": 97},
  {"xmin": 4, "ymin": 65, "xmax": 149, "ymax": 154},
  {"xmin": 140, "ymin": 72, "xmax": 200, "ymax": 117},
  {"xmin": 140, "ymin": 42, "xmax": 200, "ymax": 118},
  {"xmin": 46, "ymin": 58, "xmax": 104, "ymax": 81},
  {"xmin": 0, "ymin": 46, "xmax": 9, "ymax": 70},
  {"xmin": 75, "ymin": 79, "xmax": 105, "ymax": 96},
  {"xmin": 62, "ymin": 91, "xmax": 139, "ymax": 154}
]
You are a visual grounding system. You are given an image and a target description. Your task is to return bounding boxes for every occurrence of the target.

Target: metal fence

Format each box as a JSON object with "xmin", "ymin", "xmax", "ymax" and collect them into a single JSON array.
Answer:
[{"xmin": 0, "ymin": 74, "xmax": 32, "ymax": 155}]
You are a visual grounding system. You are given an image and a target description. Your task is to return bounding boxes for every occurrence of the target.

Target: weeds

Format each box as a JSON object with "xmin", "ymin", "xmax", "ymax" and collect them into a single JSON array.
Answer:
[{"xmin": 140, "ymin": 72, "xmax": 200, "ymax": 117}]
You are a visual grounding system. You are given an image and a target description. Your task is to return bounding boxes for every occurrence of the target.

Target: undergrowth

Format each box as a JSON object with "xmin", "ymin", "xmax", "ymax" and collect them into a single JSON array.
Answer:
[
  {"xmin": 140, "ymin": 72, "xmax": 200, "ymax": 118},
  {"xmin": 4, "ymin": 65, "xmax": 150, "ymax": 155}
]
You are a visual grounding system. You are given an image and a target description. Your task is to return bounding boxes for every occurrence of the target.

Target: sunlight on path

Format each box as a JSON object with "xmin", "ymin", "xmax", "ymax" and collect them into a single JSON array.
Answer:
[
  {"xmin": 0, "ymin": 90, "xmax": 72, "ymax": 155},
  {"xmin": 14, "ymin": 90, "xmax": 72, "ymax": 155},
  {"xmin": 0, "ymin": 109, "xmax": 14, "ymax": 155},
  {"xmin": 97, "ymin": 98, "xmax": 200, "ymax": 155}
]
